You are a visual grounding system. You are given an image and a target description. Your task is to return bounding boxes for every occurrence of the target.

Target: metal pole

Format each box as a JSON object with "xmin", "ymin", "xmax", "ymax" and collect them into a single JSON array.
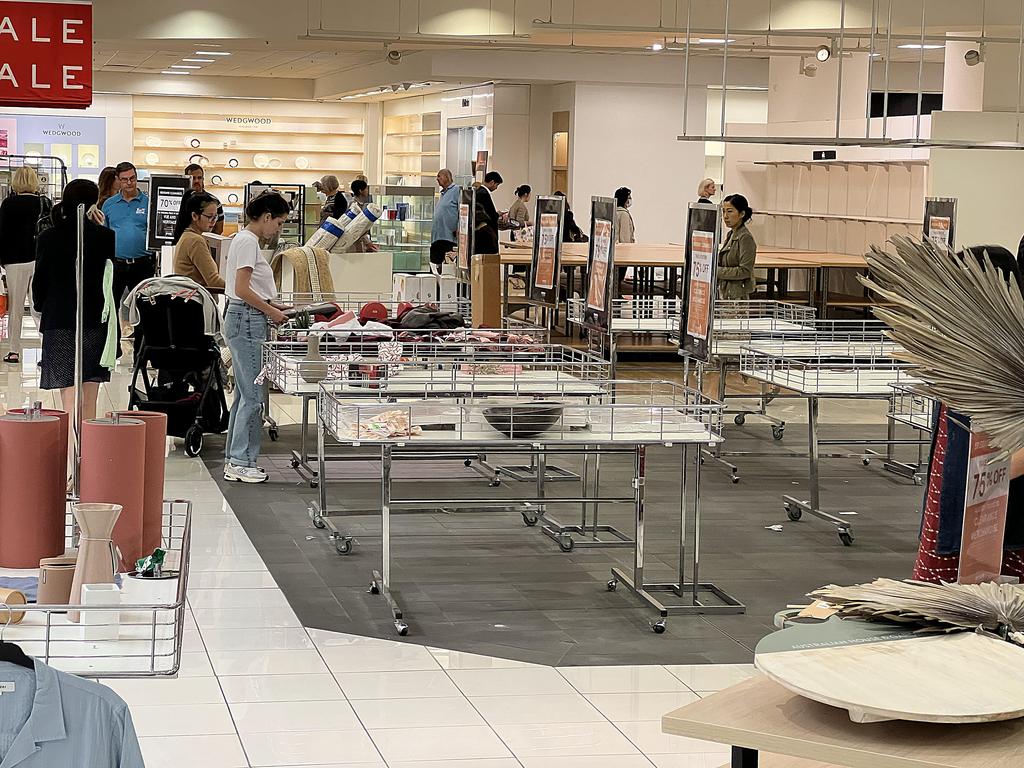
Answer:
[
  {"xmin": 720, "ymin": 0, "xmax": 731, "ymax": 139},
  {"xmin": 835, "ymin": 0, "xmax": 847, "ymax": 140},
  {"xmin": 915, "ymin": 0, "xmax": 927, "ymax": 141},
  {"xmin": 72, "ymin": 203, "xmax": 85, "ymax": 498},
  {"xmin": 681, "ymin": 0, "xmax": 692, "ymax": 136},
  {"xmin": 865, "ymin": 0, "xmax": 878, "ymax": 140},
  {"xmin": 882, "ymin": 0, "xmax": 893, "ymax": 139},
  {"xmin": 808, "ymin": 396, "xmax": 821, "ymax": 511},
  {"xmin": 632, "ymin": 445, "xmax": 646, "ymax": 589},
  {"xmin": 692, "ymin": 435, "xmax": 703, "ymax": 603},
  {"xmin": 677, "ymin": 444, "xmax": 688, "ymax": 594},
  {"xmin": 381, "ymin": 445, "xmax": 392, "ymax": 589}
]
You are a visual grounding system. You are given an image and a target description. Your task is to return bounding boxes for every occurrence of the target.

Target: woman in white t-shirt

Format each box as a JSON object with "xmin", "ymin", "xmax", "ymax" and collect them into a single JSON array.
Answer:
[{"xmin": 223, "ymin": 192, "xmax": 291, "ymax": 483}]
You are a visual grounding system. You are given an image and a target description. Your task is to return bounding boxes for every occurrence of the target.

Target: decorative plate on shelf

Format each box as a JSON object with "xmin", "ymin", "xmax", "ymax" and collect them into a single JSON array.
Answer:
[
  {"xmin": 253, "ymin": 154, "xmax": 270, "ymax": 169},
  {"xmin": 145, "ymin": 136, "xmax": 161, "ymax": 148},
  {"xmin": 189, "ymin": 138, "xmax": 201, "ymax": 148},
  {"xmin": 227, "ymin": 193, "xmax": 239, "ymax": 204},
  {"xmin": 294, "ymin": 156, "xmax": 309, "ymax": 169},
  {"xmin": 145, "ymin": 152, "xmax": 160, "ymax": 166},
  {"xmin": 268, "ymin": 158, "xmax": 282, "ymax": 169},
  {"xmin": 210, "ymin": 175, "xmax": 223, "ymax": 186},
  {"xmin": 227, "ymin": 158, "xmax": 239, "ymax": 168}
]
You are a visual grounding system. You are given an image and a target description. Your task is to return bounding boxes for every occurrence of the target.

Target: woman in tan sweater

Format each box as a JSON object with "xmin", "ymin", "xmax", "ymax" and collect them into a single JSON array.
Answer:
[{"xmin": 172, "ymin": 190, "xmax": 225, "ymax": 291}]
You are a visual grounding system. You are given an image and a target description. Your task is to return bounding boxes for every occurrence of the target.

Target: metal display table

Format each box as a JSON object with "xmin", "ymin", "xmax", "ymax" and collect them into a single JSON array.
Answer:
[
  {"xmin": 316, "ymin": 380, "xmax": 743, "ymax": 635},
  {"xmin": 740, "ymin": 327, "xmax": 921, "ymax": 546},
  {"xmin": 263, "ymin": 334, "xmax": 576, "ymax": 485},
  {"xmin": 567, "ymin": 297, "xmax": 682, "ymax": 376},
  {"xmin": 886, "ymin": 383, "xmax": 937, "ymax": 484}
]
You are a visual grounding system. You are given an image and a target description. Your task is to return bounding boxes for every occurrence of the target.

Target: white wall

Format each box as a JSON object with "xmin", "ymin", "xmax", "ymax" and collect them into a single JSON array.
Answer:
[
  {"xmin": 490, "ymin": 84, "xmax": 531, "ymax": 212},
  {"xmin": 526, "ymin": 82, "xmax": 575, "ymax": 199},
  {"xmin": 571, "ymin": 83, "xmax": 706, "ymax": 244}
]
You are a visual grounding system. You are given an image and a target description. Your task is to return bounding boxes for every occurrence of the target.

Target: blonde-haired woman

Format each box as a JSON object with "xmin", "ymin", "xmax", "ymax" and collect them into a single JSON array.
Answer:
[
  {"xmin": 697, "ymin": 178, "xmax": 717, "ymax": 203},
  {"xmin": 0, "ymin": 165, "xmax": 49, "ymax": 363}
]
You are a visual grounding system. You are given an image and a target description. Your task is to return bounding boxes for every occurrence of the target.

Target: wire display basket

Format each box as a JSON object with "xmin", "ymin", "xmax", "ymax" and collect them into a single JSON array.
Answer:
[
  {"xmin": 264, "ymin": 341, "xmax": 611, "ymax": 396},
  {"xmin": 890, "ymin": 383, "xmax": 937, "ymax": 433},
  {"xmin": 276, "ymin": 291, "xmax": 471, "ymax": 326},
  {"xmin": 319, "ymin": 379, "xmax": 724, "ymax": 447},
  {"xmin": 567, "ymin": 297, "xmax": 682, "ymax": 333},
  {"xmin": 1, "ymin": 500, "xmax": 191, "ymax": 678}
]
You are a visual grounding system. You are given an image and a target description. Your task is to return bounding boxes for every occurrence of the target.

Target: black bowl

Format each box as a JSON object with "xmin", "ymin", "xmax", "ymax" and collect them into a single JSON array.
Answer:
[{"xmin": 483, "ymin": 404, "xmax": 563, "ymax": 439}]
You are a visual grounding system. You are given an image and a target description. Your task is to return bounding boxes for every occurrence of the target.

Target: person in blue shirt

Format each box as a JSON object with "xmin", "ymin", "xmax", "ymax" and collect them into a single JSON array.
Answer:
[
  {"xmin": 430, "ymin": 168, "xmax": 460, "ymax": 269},
  {"xmin": 101, "ymin": 161, "xmax": 152, "ymax": 351}
]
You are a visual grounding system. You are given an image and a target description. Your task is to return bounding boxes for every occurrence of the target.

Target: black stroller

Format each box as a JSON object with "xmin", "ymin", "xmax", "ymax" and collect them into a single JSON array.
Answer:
[{"xmin": 127, "ymin": 279, "xmax": 229, "ymax": 457}]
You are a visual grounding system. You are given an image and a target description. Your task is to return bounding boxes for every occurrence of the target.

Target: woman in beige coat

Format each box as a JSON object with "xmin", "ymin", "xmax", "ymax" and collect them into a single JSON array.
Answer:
[{"xmin": 717, "ymin": 194, "xmax": 757, "ymax": 300}]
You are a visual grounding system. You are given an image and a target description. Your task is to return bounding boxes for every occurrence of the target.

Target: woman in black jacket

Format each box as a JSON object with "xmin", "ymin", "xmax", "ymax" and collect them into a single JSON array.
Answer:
[
  {"xmin": 32, "ymin": 179, "xmax": 116, "ymax": 425},
  {"xmin": 0, "ymin": 165, "xmax": 48, "ymax": 363}
]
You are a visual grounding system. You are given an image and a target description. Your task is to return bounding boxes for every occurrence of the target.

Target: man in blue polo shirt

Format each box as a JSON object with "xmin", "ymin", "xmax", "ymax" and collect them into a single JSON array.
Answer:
[{"xmin": 102, "ymin": 162, "xmax": 152, "ymax": 348}]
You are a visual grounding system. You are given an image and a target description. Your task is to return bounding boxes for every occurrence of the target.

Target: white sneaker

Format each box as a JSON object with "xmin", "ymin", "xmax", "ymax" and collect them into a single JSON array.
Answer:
[{"xmin": 224, "ymin": 463, "xmax": 268, "ymax": 483}]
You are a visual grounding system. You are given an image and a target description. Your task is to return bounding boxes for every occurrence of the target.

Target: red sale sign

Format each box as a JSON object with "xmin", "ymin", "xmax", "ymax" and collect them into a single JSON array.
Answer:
[{"xmin": 0, "ymin": 1, "xmax": 92, "ymax": 108}]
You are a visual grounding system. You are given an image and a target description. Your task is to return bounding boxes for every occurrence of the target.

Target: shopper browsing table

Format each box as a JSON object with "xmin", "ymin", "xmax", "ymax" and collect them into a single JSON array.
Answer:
[
  {"xmin": 508, "ymin": 184, "xmax": 531, "ymax": 238},
  {"xmin": 316, "ymin": 174, "xmax": 344, "ymax": 224},
  {"xmin": 717, "ymin": 194, "xmax": 757, "ymax": 300},
  {"xmin": 184, "ymin": 163, "xmax": 224, "ymax": 235},
  {"xmin": 223, "ymin": 192, "xmax": 291, "ymax": 484},
  {"xmin": 614, "ymin": 186, "xmax": 636, "ymax": 289},
  {"xmin": 347, "ymin": 179, "xmax": 378, "ymax": 253},
  {"xmin": 429, "ymin": 168, "xmax": 459, "ymax": 267},
  {"xmin": 102, "ymin": 162, "xmax": 152, "ymax": 351},
  {"xmin": 172, "ymin": 190, "xmax": 225, "ymax": 291},
  {"xmin": 473, "ymin": 171, "xmax": 504, "ymax": 255},
  {"xmin": 0, "ymin": 166, "xmax": 48, "ymax": 363},
  {"xmin": 33, "ymin": 180, "xmax": 116, "ymax": 435}
]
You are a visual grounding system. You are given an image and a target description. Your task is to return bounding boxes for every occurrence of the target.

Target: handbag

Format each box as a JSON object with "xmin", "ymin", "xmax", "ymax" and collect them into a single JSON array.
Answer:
[{"xmin": 0, "ymin": 270, "xmax": 7, "ymax": 317}]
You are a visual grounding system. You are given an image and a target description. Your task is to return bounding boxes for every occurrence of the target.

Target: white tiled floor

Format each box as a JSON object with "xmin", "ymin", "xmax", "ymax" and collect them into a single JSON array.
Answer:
[{"xmin": 1, "ymin": 322, "xmax": 758, "ymax": 766}]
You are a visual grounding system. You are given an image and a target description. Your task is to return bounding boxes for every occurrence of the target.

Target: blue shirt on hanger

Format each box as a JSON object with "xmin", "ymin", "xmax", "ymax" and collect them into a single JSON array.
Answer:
[{"xmin": 0, "ymin": 658, "xmax": 144, "ymax": 767}]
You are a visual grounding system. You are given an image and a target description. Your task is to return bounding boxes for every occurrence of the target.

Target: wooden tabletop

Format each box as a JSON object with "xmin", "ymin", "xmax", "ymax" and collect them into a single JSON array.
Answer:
[
  {"xmin": 662, "ymin": 676, "xmax": 1024, "ymax": 768},
  {"xmin": 500, "ymin": 243, "xmax": 865, "ymax": 269}
]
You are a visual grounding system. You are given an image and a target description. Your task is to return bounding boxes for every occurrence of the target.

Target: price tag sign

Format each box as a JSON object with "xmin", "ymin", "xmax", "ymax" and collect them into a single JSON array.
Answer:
[
  {"xmin": 587, "ymin": 219, "xmax": 612, "ymax": 312},
  {"xmin": 928, "ymin": 216, "xmax": 951, "ymax": 248},
  {"xmin": 457, "ymin": 203, "xmax": 470, "ymax": 272},
  {"xmin": 146, "ymin": 174, "xmax": 191, "ymax": 251},
  {"xmin": 958, "ymin": 432, "xmax": 1010, "ymax": 584},
  {"xmin": 686, "ymin": 230, "xmax": 715, "ymax": 341},
  {"xmin": 534, "ymin": 213, "xmax": 559, "ymax": 290}
]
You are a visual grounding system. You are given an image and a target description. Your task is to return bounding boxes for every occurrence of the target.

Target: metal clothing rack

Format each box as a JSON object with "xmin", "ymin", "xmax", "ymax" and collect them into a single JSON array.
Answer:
[
  {"xmin": 316, "ymin": 379, "xmax": 741, "ymax": 635},
  {"xmin": 740, "ymin": 327, "xmax": 924, "ymax": 546}
]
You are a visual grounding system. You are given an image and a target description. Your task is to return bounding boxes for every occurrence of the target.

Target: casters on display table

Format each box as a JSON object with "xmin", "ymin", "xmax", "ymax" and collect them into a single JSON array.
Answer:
[
  {"xmin": 334, "ymin": 536, "xmax": 353, "ymax": 555},
  {"xmin": 557, "ymin": 535, "xmax": 575, "ymax": 553},
  {"xmin": 311, "ymin": 515, "xmax": 327, "ymax": 530},
  {"xmin": 651, "ymin": 619, "xmax": 667, "ymax": 634},
  {"xmin": 369, "ymin": 581, "xmax": 380, "ymax": 595},
  {"xmin": 394, "ymin": 620, "xmax": 409, "ymax": 636},
  {"xmin": 773, "ymin": 425, "xmax": 786, "ymax": 441},
  {"xmin": 785, "ymin": 503, "xmax": 802, "ymax": 521},
  {"xmin": 268, "ymin": 425, "xmax": 279, "ymax": 441},
  {"xmin": 522, "ymin": 512, "xmax": 539, "ymax": 527},
  {"xmin": 290, "ymin": 457, "xmax": 301, "ymax": 469},
  {"xmin": 607, "ymin": 579, "xmax": 618, "ymax": 592},
  {"xmin": 839, "ymin": 529, "xmax": 855, "ymax": 547},
  {"xmin": 734, "ymin": 413, "xmax": 746, "ymax": 426}
]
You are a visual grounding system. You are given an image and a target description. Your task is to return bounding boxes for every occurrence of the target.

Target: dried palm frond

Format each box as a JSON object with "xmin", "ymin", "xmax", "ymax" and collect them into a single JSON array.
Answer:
[
  {"xmin": 811, "ymin": 579, "xmax": 1024, "ymax": 640},
  {"xmin": 860, "ymin": 236, "xmax": 1024, "ymax": 458}
]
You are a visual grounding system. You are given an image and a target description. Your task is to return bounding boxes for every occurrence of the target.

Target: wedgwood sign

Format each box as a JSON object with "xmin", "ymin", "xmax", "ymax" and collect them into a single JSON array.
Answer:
[
  {"xmin": 0, "ymin": 0, "xmax": 92, "ymax": 108},
  {"xmin": 225, "ymin": 117, "xmax": 272, "ymax": 125}
]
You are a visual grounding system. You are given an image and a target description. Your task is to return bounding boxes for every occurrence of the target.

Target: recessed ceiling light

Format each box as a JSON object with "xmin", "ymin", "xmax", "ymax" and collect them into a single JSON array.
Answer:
[
  {"xmin": 699, "ymin": 38, "xmax": 736, "ymax": 44},
  {"xmin": 649, "ymin": 42, "xmax": 664, "ymax": 51},
  {"xmin": 161, "ymin": 70, "xmax": 189, "ymax": 75},
  {"xmin": 170, "ymin": 64, "xmax": 200, "ymax": 69},
  {"xmin": 195, "ymin": 51, "xmax": 231, "ymax": 56},
  {"xmin": 898, "ymin": 43, "xmax": 944, "ymax": 50},
  {"xmin": 183, "ymin": 58, "xmax": 214, "ymax": 63}
]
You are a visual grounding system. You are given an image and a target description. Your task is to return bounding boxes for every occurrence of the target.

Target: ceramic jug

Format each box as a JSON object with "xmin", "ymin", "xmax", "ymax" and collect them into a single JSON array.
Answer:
[
  {"xmin": 68, "ymin": 503, "xmax": 121, "ymax": 623},
  {"xmin": 300, "ymin": 332, "xmax": 329, "ymax": 384}
]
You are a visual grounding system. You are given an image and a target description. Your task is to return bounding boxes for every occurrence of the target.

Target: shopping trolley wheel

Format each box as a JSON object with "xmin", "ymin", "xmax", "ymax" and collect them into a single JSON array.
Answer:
[
  {"xmin": 839, "ymin": 530, "xmax": 855, "ymax": 547},
  {"xmin": 734, "ymin": 413, "xmax": 746, "ymax": 426},
  {"xmin": 913, "ymin": 475, "xmax": 925, "ymax": 486},
  {"xmin": 772, "ymin": 425, "xmax": 786, "ymax": 441},
  {"xmin": 335, "ymin": 537, "xmax": 353, "ymax": 555},
  {"xmin": 558, "ymin": 535, "xmax": 575, "ymax": 553},
  {"xmin": 184, "ymin": 426, "xmax": 203, "ymax": 457},
  {"xmin": 269, "ymin": 426, "xmax": 280, "ymax": 442},
  {"xmin": 312, "ymin": 515, "xmax": 327, "ymax": 530},
  {"xmin": 464, "ymin": 459, "xmax": 473, "ymax": 467},
  {"xmin": 785, "ymin": 503, "xmax": 802, "ymax": 521},
  {"xmin": 290, "ymin": 457, "xmax": 301, "ymax": 469},
  {"xmin": 395, "ymin": 620, "xmax": 409, "ymax": 636},
  {"xmin": 310, "ymin": 478, "xmax": 319, "ymax": 489},
  {"xmin": 606, "ymin": 579, "xmax": 618, "ymax": 592},
  {"xmin": 369, "ymin": 581, "xmax": 381, "ymax": 595},
  {"xmin": 862, "ymin": 457, "xmax": 871, "ymax": 466},
  {"xmin": 522, "ymin": 513, "xmax": 539, "ymax": 527},
  {"xmin": 731, "ymin": 474, "xmax": 740, "ymax": 485},
  {"xmin": 651, "ymin": 619, "xmax": 667, "ymax": 634},
  {"xmin": 489, "ymin": 477, "xmax": 501, "ymax": 488}
]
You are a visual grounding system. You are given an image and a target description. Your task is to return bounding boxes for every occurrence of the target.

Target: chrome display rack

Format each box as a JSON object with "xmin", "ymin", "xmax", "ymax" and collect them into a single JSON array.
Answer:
[
  {"xmin": 1, "ymin": 500, "xmax": 191, "ymax": 678},
  {"xmin": 263, "ymin": 337, "xmax": 604, "ymax": 487},
  {"xmin": 316, "ymin": 379, "xmax": 741, "ymax": 635},
  {"xmin": 887, "ymin": 383, "xmax": 937, "ymax": 485},
  {"xmin": 740, "ymin": 325, "xmax": 921, "ymax": 546},
  {"xmin": 568, "ymin": 296, "xmax": 682, "ymax": 377}
]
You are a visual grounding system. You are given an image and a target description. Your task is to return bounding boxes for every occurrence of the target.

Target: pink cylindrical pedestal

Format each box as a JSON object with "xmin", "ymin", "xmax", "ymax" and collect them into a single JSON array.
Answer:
[
  {"xmin": 110, "ymin": 410, "xmax": 167, "ymax": 557},
  {"xmin": 9, "ymin": 407, "xmax": 69, "ymax": 503},
  {"xmin": 80, "ymin": 418, "xmax": 146, "ymax": 570},
  {"xmin": 0, "ymin": 414, "xmax": 65, "ymax": 568}
]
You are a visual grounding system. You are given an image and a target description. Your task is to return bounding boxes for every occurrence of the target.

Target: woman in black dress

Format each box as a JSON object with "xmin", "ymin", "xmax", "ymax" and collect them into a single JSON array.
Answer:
[
  {"xmin": 0, "ymin": 165, "xmax": 47, "ymax": 363},
  {"xmin": 32, "ymin": 179, "xmax": 116, "ymax": 426}
]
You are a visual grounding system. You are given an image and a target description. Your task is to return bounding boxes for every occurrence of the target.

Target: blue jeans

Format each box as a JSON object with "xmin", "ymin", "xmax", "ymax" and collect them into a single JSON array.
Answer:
[{"xmin": 224, "ymin": 302, "xmax": 268, "ymax": 468}]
